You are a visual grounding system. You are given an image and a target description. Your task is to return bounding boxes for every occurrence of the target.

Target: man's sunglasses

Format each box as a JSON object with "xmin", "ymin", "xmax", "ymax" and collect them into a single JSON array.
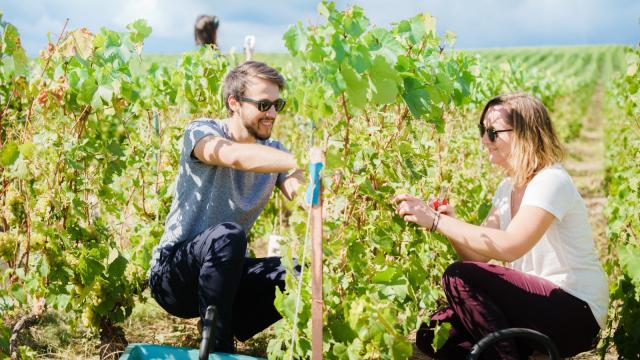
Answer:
[
  {"xmin": 479, "ymin": 124, "xmax": 513, "ymax": 142},
  {"xmin": 239, "ymin": 97, "xmax": 286, "ymax": 112}
]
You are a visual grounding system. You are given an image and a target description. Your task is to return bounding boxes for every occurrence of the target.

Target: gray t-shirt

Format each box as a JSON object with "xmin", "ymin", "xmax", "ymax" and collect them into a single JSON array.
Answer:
[{"xmin": 150, "ymin": 119, "xmax": 288, "ymax": 269}]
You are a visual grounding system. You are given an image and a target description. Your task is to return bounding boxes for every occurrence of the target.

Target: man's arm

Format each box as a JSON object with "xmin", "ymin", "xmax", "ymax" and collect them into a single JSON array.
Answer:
[{"xmin": 193, "ymin": 135, "xmax": 297, "ymax": 173}]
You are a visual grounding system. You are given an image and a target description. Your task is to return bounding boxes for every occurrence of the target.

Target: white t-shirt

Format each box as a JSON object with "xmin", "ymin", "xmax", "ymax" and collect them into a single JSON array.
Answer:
[{"xmin": 492, "ymin": 164, "xmax": 609, "ymax": 328}]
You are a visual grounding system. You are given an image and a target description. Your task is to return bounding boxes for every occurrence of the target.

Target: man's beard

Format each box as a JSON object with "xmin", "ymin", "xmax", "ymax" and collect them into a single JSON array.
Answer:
[{"xmin": 244, "ymin": 116, "xmax": 274, "ymax": 141}]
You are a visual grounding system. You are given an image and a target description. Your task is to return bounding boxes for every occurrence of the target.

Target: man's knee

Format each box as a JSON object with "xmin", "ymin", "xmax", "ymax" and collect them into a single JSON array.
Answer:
[
  {"xmin": 218, "ymin": 222, "xmax": 247, "ymax": 245},
  {"xmin": 203, "ymin": 222, "xmax": 247, "ymax": 261}
]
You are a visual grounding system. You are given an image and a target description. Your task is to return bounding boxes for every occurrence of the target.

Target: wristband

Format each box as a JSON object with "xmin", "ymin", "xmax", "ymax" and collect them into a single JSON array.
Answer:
[{"xmin": 430, "ymin": 211, "xmax": 441, "ymax": 232}]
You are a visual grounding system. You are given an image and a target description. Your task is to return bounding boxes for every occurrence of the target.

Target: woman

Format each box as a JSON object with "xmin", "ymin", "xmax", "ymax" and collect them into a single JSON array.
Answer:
[{"xmin": 393, "ymin": 93, "xmax": 608, "ymax": 359}]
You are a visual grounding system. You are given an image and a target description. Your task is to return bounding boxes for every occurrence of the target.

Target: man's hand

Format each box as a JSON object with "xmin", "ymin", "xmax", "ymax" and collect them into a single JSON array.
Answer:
[
  {"xmin": 280, "ymin": 169, "xmax": 304, "ymax": 201},
  {"xmin": 282, "ymin": 147, "xmax": 325, "ymax": 207}
]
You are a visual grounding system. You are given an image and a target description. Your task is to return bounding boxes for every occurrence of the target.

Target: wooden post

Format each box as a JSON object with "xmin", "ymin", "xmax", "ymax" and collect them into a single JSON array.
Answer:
[
  {"xmin": 311, "ymin": 179, "xmax": 323, "ymax": 360},
  {"xmin": 310, "ymin": 149, "xmax": 324, "ymax": 360}
]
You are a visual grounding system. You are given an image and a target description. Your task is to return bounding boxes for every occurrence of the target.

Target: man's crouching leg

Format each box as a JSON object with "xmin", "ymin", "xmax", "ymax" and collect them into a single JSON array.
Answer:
[
  {"xmin": 150, "ymin": 222, "xmax": 247, "ymax": 353},
  {"xmin": 232, "ymin": 257, "xmax": 300, "ymax": 342}
]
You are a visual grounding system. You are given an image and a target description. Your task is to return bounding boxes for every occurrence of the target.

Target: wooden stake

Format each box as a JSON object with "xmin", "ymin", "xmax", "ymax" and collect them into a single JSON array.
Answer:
[{"xmin": 311, "ymin": 171, "xmax": 323, "ymax": 360}]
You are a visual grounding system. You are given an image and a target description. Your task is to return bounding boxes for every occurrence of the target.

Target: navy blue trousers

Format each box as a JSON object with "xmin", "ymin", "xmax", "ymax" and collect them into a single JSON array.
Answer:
[{"xmin": 149, "ymin": 222, "xmax": 292, "ymax": 353}]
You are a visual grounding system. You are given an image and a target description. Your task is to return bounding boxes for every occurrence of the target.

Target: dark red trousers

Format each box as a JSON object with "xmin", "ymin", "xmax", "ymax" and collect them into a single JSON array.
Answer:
[{"xmin": 415, "ymin": 261, "xmax": 600, "ymax": 359}]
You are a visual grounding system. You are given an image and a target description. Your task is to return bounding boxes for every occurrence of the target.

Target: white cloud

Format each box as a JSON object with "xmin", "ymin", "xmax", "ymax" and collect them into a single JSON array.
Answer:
[{"xmin": 112, "ymin": 0, "xmax": 208, "ymax": 38}]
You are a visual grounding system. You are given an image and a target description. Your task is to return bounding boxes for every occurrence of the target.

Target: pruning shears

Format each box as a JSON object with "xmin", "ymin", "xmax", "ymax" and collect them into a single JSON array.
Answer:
[{"xmin": 431, "ymin": 185, "xmax": 449, "ymax": 211}]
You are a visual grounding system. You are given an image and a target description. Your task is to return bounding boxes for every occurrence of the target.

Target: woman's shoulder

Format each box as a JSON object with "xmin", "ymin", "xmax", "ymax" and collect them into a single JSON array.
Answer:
[
  {"xmin": 534, "ymin": 163, "xmax": 571, "ymax": 180},
  {"xmin": 530, "ymin": 163, "xmax": 575, "ymax": 191}
]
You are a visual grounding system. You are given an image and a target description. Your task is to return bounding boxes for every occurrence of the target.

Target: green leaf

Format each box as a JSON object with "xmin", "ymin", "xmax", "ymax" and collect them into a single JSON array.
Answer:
[
  {"xmin": 78, "ymin": 255, "xmax": 105, "ymax": 285},
  {"xmin": 317, "ymin": 1, "xmax": 330, "ymax": 18},
  {"xmin": 444, "ymin": 30, "xmax": 457, "ymax": 47},
  {"xmin": 329, "ymin": 320, "xmax": 357, "ymax": 343},
  {"xmin": 12, "ymin": 44, "xmax": 29, "ymax": 76},
  {"xmin": 349, "ymin": 44, "xmax": 371, "ymax": 73},
  {"xmin": 620, "ymin": 244, "xmax": 640, "ymax": 283},
  {"xmin": 11, "ymin": 283, "xmax": 27, "ymax": 304},
  {"xmin": 432, "ymin": 322, "xmax": 451, "ymax": 351},
  {"xmin": 127, "ymin": 19, "xmax": 152, "ymax": 43},
  {"xmin": 108, "ymin": 255, "xmax": 128, "ymax": 278},
  {"xmin": 78, "ymin": 76, "xmax": 98, "ymax": 104},
  {"xmin": 2, "ymin": 24, "xmax": 20, "ymax": 54},
  {"xmin": 18, "ymin": 142, "xmax": 35, "ymax": 159},
  {"xmin": 369, "ymin": 56, "xmax": 399, "ymax": 104},
  {"xmin": 331, "ymin": 33, "xmax": 347, "ymax": 63},
  {"xmin": 409, "ymin": 13, "xmax": 437, "ymax": 44},
  {"xmin": 97, "ymin": 84, "xmax": 114, "ymax": 103},
  {"xmin": 0, "ymin": 141, "xmax": 19, "ymax": 166},
  {"xmin": 38, "ymin": 257, "xmax": 50, "ymax": 277},
  {"xmin": 402, "ymin": 77, "xmax": 430, "ymax": 118},
  {"xmin": 0, "ymin": 322, "xmax": 10, "ymax": 349},
  {"xmin": 372, "ymin": 267, "xmax": 398, "ymax": 283},
  {"xmin": 366, "ymin": 28, "xmax": 403, "ymax": 64},
  {"xmin": 392, "ymin": 337, "xmax": 413, "ymax": 358},
  {"xmin": 436, "ymin": 72, "xmax": 454, "ymax": 98},
  {"xmin": 343, "ymin": 5, "xmax": 369, "ymax": 38},
  {"xmin": 283, "ymin": 24, "xmax": 301, "ymax": 55},
  {"xmin": 341, "ymin": 66, "xmax": 368, "ymax": 109}
]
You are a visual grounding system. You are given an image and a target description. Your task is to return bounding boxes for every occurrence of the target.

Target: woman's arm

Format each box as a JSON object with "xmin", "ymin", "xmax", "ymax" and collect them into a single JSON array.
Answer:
[
  {"xmin": 432, "ymin": 202, "xmax": 497, "ymax": 262},
  {"xmin": 437, "ymin": 206, "xmax": 555, "ymax": 262},
  {"xmin": 394, "ymin": 194, "xmax": 555, "ymax": 262}
]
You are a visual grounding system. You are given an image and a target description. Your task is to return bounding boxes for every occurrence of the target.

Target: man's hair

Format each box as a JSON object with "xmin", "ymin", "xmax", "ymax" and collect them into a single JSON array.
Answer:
[
  {"xmin": 223, "ymin": 61, "xmax": 286, "ymax": 115},
  {"xmin": 479, "ymin": 92, "xmax": 565, "ymax": 186},
  {"xmin": 195, "ymin": 15, "xmax": 219, "ymax": 46}
]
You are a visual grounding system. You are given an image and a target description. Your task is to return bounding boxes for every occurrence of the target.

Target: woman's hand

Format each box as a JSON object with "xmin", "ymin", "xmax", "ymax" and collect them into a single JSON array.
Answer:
[
  {"xmin": 392, "ymin": 194, "xmax": 435, "ymax": 229},
  {"xmin": 429, "ymin": 195, "xmax": 457, "ymax": 219}
]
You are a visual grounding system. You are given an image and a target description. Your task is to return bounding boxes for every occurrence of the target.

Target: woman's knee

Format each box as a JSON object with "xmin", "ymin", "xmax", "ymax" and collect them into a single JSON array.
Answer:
[{"xmin": 441, "ymin": 261, "xmax": 476, "ymax": 294}]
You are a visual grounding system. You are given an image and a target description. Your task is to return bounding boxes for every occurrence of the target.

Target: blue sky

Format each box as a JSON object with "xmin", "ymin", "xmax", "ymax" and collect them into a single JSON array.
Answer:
[{"xmin": 2, "ymin": 0, "xmax": 639, "ymax": 56}]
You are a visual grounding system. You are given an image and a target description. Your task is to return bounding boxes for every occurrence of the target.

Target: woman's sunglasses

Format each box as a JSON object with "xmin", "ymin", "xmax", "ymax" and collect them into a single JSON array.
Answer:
[
  {"xmin": 239, "ymin": 97, "xmax": 286, "ymax": 112},
  {"xmin": 478, "ymin": 124, "xmax": 513, "ymax": 142}
]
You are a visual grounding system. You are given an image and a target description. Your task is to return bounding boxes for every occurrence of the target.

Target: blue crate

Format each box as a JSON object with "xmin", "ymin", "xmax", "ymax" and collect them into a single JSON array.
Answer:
[{"xmin": 120, "ymin": 344, "xmax": 266, "ymax": 360}]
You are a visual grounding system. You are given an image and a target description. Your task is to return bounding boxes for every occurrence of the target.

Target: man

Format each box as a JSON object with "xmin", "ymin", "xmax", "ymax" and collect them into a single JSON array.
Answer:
[{"xmin": 148, "ymin": 61, "xmax": 306, "ymax": 352}]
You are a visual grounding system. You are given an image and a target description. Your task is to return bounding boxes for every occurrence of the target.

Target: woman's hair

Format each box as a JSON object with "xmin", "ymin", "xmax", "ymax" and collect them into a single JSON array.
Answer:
[
  {"xmin": 195, "ymin": 15, "xmax": 219, "ymax": 46},
  {"xmin": 479, "ymin": 92, "xmax": 565, "ymax": 186},
  {"xmin": 222, "ymin": 61, "xmax": 286, "ymax": 115}
]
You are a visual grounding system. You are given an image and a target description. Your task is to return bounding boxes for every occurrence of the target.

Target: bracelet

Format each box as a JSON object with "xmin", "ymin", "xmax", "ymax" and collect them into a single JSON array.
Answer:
[{"xmin": 430, "ymin": 211, "xmax": 441, "ymax": 232}]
